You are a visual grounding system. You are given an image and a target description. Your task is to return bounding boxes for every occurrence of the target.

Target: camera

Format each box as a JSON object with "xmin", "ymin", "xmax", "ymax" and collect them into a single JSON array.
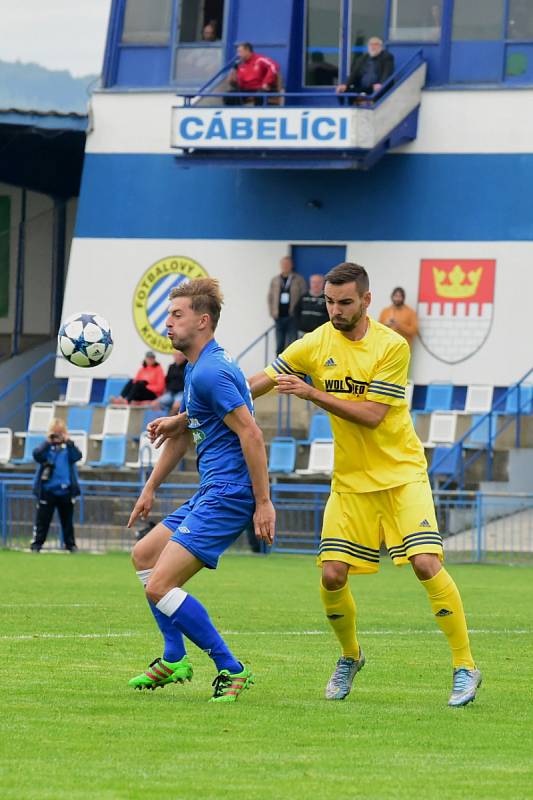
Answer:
[{"xmin": 41, "ymin": 462, "xmax": 55, "ymax": 481}]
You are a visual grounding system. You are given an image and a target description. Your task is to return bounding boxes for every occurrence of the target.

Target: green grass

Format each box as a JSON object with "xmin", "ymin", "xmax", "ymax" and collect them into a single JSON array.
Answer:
[{"xmin": 1, "ymin": 551, "xmax": 532, "ymax": 800}]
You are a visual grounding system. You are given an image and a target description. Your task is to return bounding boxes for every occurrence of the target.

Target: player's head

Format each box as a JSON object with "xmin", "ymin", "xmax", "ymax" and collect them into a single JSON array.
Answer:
[
  {"xmin": 167, "ymin": 278, "xmax": 223, "ymax": 351},
  {"xmin": 324, "ymin": 262, "xmax": 371, "ymax": 332}
]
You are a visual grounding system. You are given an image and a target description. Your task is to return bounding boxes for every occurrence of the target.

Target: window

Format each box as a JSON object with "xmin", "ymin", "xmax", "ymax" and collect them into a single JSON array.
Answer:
[
  {"xmin": 305, "ymin": 0, "xmax": 341, "ymax": 86},
  {"xmin": 0, "ymin": 197, "xmax": 9, "ymax": 318},
  {"xmin": 350, "ymin": 0, "xmax": 387, "ymax": 50},
  {"xmin": 178, "ymin": 0, "xmax": 224, "ymax": 43},
  {"xmin": 389, "ymin": 0, "xmax": 442, "ymax": 42},
  {"xmin": 507, "ymin": 0, "xmax": 533, "ymax": 40},
  {"xmin": 452, "ymin": 0, "xmax": 504, "ymax": 41},
  {"xmin": 122, "ymin": 0, "xmax": 172, "ymax": 44}
]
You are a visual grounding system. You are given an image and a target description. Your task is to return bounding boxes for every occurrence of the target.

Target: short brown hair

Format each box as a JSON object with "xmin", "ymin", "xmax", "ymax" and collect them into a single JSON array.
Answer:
[
  {"xmin": 169, "ymin": 278, "xmax": 224, "ymax": 330},
  {"xmin": 325, "ymin": 262, "xmax": 369, "ymax": 295}
]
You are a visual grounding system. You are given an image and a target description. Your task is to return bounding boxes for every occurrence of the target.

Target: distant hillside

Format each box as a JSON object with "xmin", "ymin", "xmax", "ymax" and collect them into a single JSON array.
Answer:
[{"xmin": 0, "ymin": 60, "xmax": 98, "ymax": 114}]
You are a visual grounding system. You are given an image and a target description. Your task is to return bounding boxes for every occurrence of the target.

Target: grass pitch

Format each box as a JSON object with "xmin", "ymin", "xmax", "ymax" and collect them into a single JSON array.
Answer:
[{"xmin": 1, "ymin": 551, "xmax": 532, "ymax": 800}]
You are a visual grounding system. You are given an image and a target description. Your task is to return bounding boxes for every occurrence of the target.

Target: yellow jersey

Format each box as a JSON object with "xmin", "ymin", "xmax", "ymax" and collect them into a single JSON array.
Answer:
[{"xmin": 264, "ymin": 317, "xmax": 427, "ymax": 493}]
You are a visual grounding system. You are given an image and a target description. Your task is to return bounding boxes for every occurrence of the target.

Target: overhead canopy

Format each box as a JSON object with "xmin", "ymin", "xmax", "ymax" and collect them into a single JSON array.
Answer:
[{"xmin": 0, "ymin": 108, "xmax": 87, "ymax": 197}]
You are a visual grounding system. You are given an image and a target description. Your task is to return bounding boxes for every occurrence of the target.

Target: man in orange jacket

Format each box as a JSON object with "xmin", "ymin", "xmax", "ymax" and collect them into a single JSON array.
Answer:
[{"xmin": 379, "ymin": 287, "xmax": 419, "ymax": 348}]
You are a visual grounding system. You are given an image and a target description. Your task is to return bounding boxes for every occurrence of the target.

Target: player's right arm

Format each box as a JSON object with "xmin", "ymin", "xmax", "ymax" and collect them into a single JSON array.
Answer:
[
  {"xmin": 127, "ymin": 432, "xmax": 191, "ymax": 527},
  {"xmin": 249, "ymin": 336, "xmax": 312, "ymax": 399},
  {"xmin": 248, "ymin": 371, "xmax": 276, "ymax": 399},
  {"xmin": 147, "ymin": 412, "xmax": 188, "ymax": 448}
]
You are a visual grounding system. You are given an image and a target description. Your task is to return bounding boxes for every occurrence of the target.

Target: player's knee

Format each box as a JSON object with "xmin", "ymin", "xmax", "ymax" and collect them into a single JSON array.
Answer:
[
  {"xmin": 410, "ymin": 553, "xmax": 441, "ymax": 581},
  {"xmin": 322, "ymin": 562, "xmax": 348, "ymax": 591},
  {"xmin": 145, "ymin": 576, "xmax": 166, "ymax": 605},
  {"xmin": 131, "ymin": 540, "xmax": 146, "ymax": 570}
]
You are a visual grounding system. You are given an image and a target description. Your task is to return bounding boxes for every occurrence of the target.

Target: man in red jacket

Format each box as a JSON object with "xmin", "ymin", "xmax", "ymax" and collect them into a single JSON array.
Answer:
[
  {"xmin": 226, "ymin": 43, "xmax": 280, "ymax": 105},
  {"xmin": 115, "ymin": 351, "xmax": 166, "ymax": 405}
]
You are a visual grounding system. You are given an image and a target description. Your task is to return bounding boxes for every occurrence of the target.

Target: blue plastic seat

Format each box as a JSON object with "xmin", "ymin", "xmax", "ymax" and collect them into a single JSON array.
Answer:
[
  {"xmin": 500, "ymin": 384, "xmax": 533, "ymax": 415},
  {"xmin": 142, "ymin": 408, "xmax": 162, "ymax": 428},
  {"xmin": 102, "ymin": 377, "xmax": 129, "ymax": 405},
  {"xmin": 464, "ymin": 414, "xmax": 492, "ymax": 449},
  {"xmin": 268, "ymin": 437, "xmax": 297, "ymax": 474},
  {"xmin": 298, "ymin": 413, "xmax": 332, "ymax": 445},
  {"xmin": 424, "ymin": 383, "xmax": 454, "ymax": 412},
  {"xmin": 67, "ymin": 405, "xmax": 94, "ymax": 434},
  {"xmin": 89, "ymin": 435, "xmax": 127, "ymax": 467},
  {"xmin": 428, "ymin": 444, "xmax": 463, "ymax": 483},
  {"xmin": 11, "ymin": 433, "xmax": 46, "ymax": 465}
]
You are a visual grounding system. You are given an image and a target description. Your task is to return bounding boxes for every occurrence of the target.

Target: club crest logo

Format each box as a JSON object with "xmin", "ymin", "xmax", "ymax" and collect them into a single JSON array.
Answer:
[
  {"xmin": 417, "ymin": 260, "xmax": 496, "ymax": 364},
  {"xmin": 133, "ymin": 256, "xmax": 208, "ymax": 353}
]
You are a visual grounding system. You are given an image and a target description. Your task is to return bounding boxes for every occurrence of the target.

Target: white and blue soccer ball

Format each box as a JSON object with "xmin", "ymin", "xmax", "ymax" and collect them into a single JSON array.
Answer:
[{"xmin": 58, "ymin": 312, "xmax": 113, "ymax": 368}]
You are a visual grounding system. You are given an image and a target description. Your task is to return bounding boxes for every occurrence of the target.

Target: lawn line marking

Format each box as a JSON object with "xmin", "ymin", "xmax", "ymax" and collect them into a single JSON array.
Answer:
[{"xmin": 1, "ymin": 632, "xmax": 138, "ymax": 641}]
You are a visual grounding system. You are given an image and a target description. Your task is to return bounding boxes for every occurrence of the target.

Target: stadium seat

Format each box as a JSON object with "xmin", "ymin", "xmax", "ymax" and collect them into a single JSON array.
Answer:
[
  {"xmin": 268, "ymin": 437, "xmax": 297, "ymax": 474},
  {"xmin": 405, "ymin": 381, "xmax": 414, "ymax": 410},
  {"xmin": 428, "ymin": 444, "xmax": 463, "ymax": 486},
  {"xmin": 0, "ymin": 428, "xmax": 13, "ymax": 463},
  {"xmin": 88, "ymin": 435, "xmax": 127, "ymax": 467},
  {"xmin": 296, "ymin": 439, "xmax": 334, "ymax": 475},
  {"xmin": 126, "ymin": 432, "xmax": 161, "ymax": 469},
  {"xmin": 464, "ymin": 414, "xmax": 492, "ymax": 450},
  {"xmin": 67, "ymin": 406, "xmax": 94, "ymax": 434},
  {"xmin": 299, "ymin": 413, "xmax": 332, "ymax": 445},
  {"xmin": 424, "ymin": 413, "xmax": 458, "ymax": 447},
  {"xmin": 69, "ymin": 431, "xmax": 89, "ymax": 465},
  {"xmin": 102, "ymin": 376, "xmax": 129, "ymax": 405},
  {"xmin": 142, "ymin": 408, "xmax": 162, "ymax": 429},
  {"xmin": 11, "ymin": 432, "xmax": 46, "ymax": 465},
  {"xmin": 91, "ymin": 406, "xmax": 130, "ymax": 441},
  {"xmin": 64, "ymin": 376, "xmax": 92, "ymax": 405},
  {"xmin": 16, "ymin": 402, "xmax": 55, "ymax": 437},
  {"xmin": 498, "ymin": 384, "xmax": 533, "ymax": 415},
  {"xmin": 424, "ymin": 383, "xmax": 453, "ymax": 412},
  {"xmin": 463, "ymin": 385, "xmax": 493, "ymax": 415}
]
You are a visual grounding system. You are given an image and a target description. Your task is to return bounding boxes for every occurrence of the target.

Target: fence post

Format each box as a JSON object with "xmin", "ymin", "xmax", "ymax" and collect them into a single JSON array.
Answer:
[
  {"xmin": 487, "ymin": 411, "xmax": 494, "ymax": 480},
  {"xmin": 0, "ymin": 481, "xmax": 5, "ymax": 546},
  {"xmin": 475, "ymin": 491, "xmax": 483, "ymax": 563}
]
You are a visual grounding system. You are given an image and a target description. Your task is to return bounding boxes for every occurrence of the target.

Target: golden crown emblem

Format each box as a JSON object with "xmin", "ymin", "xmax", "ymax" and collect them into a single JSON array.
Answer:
[{"xmin": 432, "ymin": 265, "xmax": 482, "ymax": 299}]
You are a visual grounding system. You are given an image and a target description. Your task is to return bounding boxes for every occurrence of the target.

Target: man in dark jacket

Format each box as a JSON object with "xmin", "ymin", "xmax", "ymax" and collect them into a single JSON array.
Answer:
[
  {"xmin": 31, "ymin": 418, "xmax": 82, "ymax": 552},
  {"xmin": 296, "ymin": 274, "xmax": 330, "ymax": 334},
  {"xmin": 155, "ymin": 350, "xmax": 187, "ymax": 414},
  {"xmin": 336, "ymin": 37, "xmax": 394, "ymax": 101}
]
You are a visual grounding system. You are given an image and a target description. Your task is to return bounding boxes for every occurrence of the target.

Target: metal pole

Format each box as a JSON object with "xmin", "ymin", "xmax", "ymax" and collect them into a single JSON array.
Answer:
[
  {"xmin": 51, "ymin": 198, "xmax": 67, "ymax": 334},
  {"xmin": 475, "ymin": 491, "xmax": 483, "ymax": 563},
  {"xmin": 12, "ymin": 188, "xmax": 27, "ymax": 356}
]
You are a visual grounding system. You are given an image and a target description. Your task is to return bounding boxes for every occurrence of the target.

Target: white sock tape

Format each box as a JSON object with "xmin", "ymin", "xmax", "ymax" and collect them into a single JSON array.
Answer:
[
  {"xmin": 136, "ymin": 569, "xmax": 152, "ymax": 588},
  {"xmin": 156, "ymin": 587, "xmax": 188, "ymax": 617}
]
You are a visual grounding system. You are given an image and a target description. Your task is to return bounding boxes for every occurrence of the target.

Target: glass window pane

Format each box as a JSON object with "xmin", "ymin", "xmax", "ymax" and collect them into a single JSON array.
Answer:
[
  {"xmin": 508, "ymin": 0, "xmax": 533, "ymax": 40},
  {"xmin": 389, "ymin": 0, "xmax": 442, "ymax": 42},
  {"xmin": 174, "ymin": 47, "xmax": 223, "ymax": 85},
  {"xmin": 122, "ymin": 0, "xmax": 172, "ymax": 44},
  {"xmin": 305, "ymin": 0, "xmax": 340, "ymax": 86},
  {"xmin": 452, "ymin": 0, "xmax": 504, "ymax": 41},
  {"xmin": 350, "ymin": 0, "xmax": 387, "ymax": 49},
  {"xmin": 179, "ymin": 0, "xmax": 224, "ymax": 43}
]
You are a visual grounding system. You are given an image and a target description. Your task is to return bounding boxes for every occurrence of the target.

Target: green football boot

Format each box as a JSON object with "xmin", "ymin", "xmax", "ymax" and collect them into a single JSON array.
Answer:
[
  {"xmin": 128, "ymin": 655, "xmax": 193, "ymax": 690},
  {"xmin": 209, "ymin": 665, "xmax": 254, "ymax": 703}
]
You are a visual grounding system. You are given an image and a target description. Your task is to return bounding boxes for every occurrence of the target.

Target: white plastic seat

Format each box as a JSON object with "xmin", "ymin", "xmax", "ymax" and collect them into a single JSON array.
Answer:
[
  {"xmin": 69, "ymin": 430, "xmax": 88, "ymax": 465},
  {"xmin": 462, "ymin": 385, "xmax": 494, "ymax": 415},
  {"xmin": 0, "ymin": 428, "xmax": 13, "ymax": 463},
  {"xmin": 296, "ymin": 439, "xmax": 334, "ymax": 475},
  {"xmin": 15, "ymin": 402, "xmax": 55, "ymax": 438},
  {"xmin": 405, "ymin": 381, "xmax": 414, "ymax": 411},
  {"xmin": 423, "ymin": 412, "xmax": 458, "ymax": 448},
  {"xmin": 65, "ymin": 376, "xmax": 92, "ymax": 405},
  {"xmin": 126, "ymin": 432, "xmax": 162, "ymax": 469},
  {"xmin": 90, "ymin": 406, "xmax": 130, "ymax": 441}
]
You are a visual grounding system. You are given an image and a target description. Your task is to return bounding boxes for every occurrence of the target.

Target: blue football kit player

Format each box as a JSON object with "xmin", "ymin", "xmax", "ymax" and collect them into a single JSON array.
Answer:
[{"xmin": 128, "ymin": 278, "xmax": 275, "ymax": 703}]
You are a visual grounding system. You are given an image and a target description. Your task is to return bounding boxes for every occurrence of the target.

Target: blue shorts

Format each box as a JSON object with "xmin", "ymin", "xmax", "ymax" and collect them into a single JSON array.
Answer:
[{"xmin": 161, "ymin": 482, "xmax": 255, "ymax": 569}]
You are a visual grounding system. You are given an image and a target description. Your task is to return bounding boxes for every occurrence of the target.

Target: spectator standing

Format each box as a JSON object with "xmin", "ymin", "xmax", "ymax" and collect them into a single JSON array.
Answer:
[
  {"xmin": 115, "ymin": 351, "xmax": 166, "ymax": 404},
  {"xmin": 297, "ymin": 274, "xmax": 330, "ymax": 333},
  {"xmin": 154, "ymin": 350, "xmax": 187, "ymax": 414},
  {"xmin": 226, "ymin": 42, "xmax": 280, "ymax": 105},
  {"xmin": 31, "ymin": 418, "xmax": 82, "ymax": 553},
  {"xmin": 268, "ymin": 256, "xmax": 307, "ymax": 355},
  {"xmin": 379, "ymin": 287, "xmax": 419, "ymax": 348},
  {"xmin": 202, "ymin": 21, "xmax": 218, "ymax": 41},
  {"xmin": 336, "ymin": 37, "xmax": 394, "ymax": 101}
]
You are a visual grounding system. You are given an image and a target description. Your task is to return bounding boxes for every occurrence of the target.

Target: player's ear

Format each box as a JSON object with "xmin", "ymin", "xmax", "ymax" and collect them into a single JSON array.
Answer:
[{"xmin": 363, "ymin": 290, "xmax": 372, "ymax": 309}]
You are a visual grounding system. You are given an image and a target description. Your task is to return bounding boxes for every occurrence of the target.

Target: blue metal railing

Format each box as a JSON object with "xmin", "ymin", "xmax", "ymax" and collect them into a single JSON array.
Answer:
[
  {"xmin": 0, "ymin": 352, "xmax": 59, "ymax": 429},
  {"xmin": 430, "ymin": 367, "xmax": 533, "ymax": 489},
  {"xmin": 177, "ymin": 49, "xmax": 425, "ymax": 109},
  {"xmin": 236, "ymin": 324, "xmax": 275, "ymax": 366}
]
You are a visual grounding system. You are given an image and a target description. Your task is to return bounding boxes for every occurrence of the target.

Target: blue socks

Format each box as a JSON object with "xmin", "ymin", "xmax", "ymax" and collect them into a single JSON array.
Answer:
[
  {"xmin": 156, "ymin": 587, "xmax": 241, "ymax": 674},
  {"xmin": 136, "ymin": 570, "xmax": 186, "ymax": 663}
]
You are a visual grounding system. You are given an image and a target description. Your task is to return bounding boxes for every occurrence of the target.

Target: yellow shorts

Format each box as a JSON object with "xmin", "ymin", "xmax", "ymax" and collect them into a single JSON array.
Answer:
[{"xmin": 318, "ymin": 479, "xmax": 443, "ymax": 575}]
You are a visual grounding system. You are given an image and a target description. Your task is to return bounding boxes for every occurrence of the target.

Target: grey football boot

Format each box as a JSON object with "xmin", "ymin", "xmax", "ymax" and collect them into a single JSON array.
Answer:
[
  {"xmin": 325, "ymin": 648, "xmax": 366, "ymax": 700},
  {"xmin": 448, "ymin": 667, "xmax": 482, "ymax": 707}
]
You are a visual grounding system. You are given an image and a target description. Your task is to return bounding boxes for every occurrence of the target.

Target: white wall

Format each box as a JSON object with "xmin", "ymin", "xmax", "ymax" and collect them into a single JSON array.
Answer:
[{"xmin": 58, "ymin": 236, "xmax": 530, "ymax": 385}]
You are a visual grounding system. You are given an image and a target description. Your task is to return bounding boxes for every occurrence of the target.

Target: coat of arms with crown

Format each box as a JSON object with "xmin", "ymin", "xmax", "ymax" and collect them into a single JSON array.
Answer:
[{"xmin": 417, "ymin": 260, "xmax": 496, "ymax": 364}]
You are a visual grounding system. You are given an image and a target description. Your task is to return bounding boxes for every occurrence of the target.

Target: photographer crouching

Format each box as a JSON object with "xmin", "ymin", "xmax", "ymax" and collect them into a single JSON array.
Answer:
[{"xmin": 30, "ymin": 418, "xmax": 82, "ymax": 553}]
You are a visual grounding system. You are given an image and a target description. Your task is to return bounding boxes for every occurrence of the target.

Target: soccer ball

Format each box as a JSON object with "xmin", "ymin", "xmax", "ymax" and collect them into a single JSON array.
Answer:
[{"xmin": 58, "ymin": 312, "xmax": 113, "ymax": 368}]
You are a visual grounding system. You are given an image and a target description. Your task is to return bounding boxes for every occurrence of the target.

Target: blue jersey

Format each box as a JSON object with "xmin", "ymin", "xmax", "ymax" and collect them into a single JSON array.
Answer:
[{"xmin": 182, "ymin": 339, "xmax": 253, "ymax": 487}]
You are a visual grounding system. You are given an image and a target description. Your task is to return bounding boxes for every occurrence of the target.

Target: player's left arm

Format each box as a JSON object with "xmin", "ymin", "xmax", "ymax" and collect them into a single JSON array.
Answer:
[
  {"xmin": 223, "ymin": 406, "xmax": 275, "ymax": 545},
  {"xmin": 276, "ymin": 338, "xmax": 410, "ymax": 429}
]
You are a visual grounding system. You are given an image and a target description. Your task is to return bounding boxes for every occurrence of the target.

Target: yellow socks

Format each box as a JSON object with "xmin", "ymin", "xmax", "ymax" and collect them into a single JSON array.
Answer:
[
  {"xmin": 420, "ymin": 568, "xmax": 475, "ymax": 669},
  {"xmin": 320, "ymin": 581, "xmax": 359, "ymax": 659}
]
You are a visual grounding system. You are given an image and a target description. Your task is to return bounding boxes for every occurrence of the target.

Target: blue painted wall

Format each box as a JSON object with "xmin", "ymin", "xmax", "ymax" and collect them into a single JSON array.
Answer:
[{"xmin": 76, "ymin": 153, "xmax": 533, "ymax": 241}]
